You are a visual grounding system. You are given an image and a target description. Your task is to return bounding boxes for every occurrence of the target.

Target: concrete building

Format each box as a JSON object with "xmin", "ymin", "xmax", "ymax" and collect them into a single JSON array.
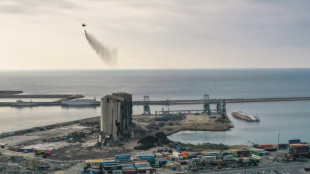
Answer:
[{"xmin": 99, "ymin": 92, "xmax": 132, "ymax": 143}]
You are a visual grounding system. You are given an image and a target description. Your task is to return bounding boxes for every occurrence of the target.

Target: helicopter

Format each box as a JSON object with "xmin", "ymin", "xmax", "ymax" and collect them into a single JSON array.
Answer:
[{"xmin": 82, "ymin": 23, "xmax": 87, "ymax": 27}]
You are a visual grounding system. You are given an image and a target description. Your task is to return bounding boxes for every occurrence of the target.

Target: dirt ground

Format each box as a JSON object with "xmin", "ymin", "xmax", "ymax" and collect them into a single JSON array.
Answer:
[
  {"xmin": 0, "ymin": 113, "xmax": 235, "ymax": 172},
  {"xmin": 0, "ymin": 125, "xmax": 88, "ymax": 147},
  {"xmin": 133, "ymin": 113, "xmax": 234, "ymax": 136}
]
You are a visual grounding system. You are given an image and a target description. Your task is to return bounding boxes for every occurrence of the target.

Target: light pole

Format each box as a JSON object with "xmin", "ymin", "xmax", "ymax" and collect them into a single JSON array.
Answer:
[
  {"xmin": 277, "ymin": 133, "xmax": 280, "ymax": 161},
  {"xmin": 278, "ymin": 133, "xmax": 280, "ymax": 149}
]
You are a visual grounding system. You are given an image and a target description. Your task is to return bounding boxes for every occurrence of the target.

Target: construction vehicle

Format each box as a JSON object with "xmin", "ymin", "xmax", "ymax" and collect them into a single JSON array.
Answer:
[{"xmin": 34, "ymin": 149, "xmax": 52, "ymax": 158}]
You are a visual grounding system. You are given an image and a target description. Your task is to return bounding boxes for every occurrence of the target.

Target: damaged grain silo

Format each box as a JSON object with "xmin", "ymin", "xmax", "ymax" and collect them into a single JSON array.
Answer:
[{"xmin": 99, "ymin": 92, "xmax": 132, "ymax": 143}]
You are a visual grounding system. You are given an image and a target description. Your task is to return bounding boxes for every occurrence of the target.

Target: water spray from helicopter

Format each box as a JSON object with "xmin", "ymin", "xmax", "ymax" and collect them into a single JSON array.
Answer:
[{"xmin": 83, "ymin": 23, "xmax": 117, "ymax": 65}]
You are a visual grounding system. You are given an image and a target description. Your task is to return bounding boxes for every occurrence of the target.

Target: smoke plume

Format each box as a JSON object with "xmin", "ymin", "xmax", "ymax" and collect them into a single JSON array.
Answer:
[{"xmin": 84, "ymin": 30, "xmax": 117, "ymax": 65}]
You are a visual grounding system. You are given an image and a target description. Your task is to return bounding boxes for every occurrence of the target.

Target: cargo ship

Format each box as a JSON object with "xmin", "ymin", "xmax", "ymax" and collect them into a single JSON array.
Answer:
[
  {"xmin": 231, "ymin": 112, "xmax": 260, "ymax": 122},
  {"xmin": 11, "ymin": 99, "xmax": 39, "ymax": 107},
  {"xmin": 61, "ymin": 98, "xmax": 99, "ymax": 106}
]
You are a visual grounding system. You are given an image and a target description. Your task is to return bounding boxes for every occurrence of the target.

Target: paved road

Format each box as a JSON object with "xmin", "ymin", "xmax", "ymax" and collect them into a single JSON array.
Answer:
[{"xmin": 189, "ymin": 162, "xmax": 309, "ymax": 174}]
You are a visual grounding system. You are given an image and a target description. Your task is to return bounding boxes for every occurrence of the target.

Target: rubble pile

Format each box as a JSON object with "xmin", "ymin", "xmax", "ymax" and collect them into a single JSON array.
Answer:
[
  {"xmin": 134, "ymin": 132, "xmax": 170, "ymax": 150},
  {"xmin": 0, "ymin": 155, "xmax": 77, "ymax": 173}
]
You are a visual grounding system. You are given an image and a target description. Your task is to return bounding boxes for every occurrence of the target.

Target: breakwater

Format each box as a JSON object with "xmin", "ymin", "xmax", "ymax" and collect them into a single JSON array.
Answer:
[
  {"xmin": 0, "ymin": 94, "xmax": 84, "ymax": 98},
  {"xmin": 132, "ymin": 97, "xmax": 310, "ymax": 105},
  {"xmin": 1, "ymin": 97, "xmax": 310, "ymax": 107},
  {"xmin": 0, "ymin": 116, "xmax": 100, "ymax": 139}
]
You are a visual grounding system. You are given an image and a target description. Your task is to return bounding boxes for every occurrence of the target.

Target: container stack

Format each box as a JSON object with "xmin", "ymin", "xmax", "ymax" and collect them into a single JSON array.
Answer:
[{"xmin": 289, "ymin": 144, "xmax": 309, "ymax": 154}]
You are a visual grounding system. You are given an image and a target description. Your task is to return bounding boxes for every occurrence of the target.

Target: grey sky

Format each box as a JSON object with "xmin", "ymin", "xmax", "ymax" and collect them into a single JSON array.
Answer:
[{"xmin": 0, "ymin": 0, "xmax": 309, "ymax": 70}]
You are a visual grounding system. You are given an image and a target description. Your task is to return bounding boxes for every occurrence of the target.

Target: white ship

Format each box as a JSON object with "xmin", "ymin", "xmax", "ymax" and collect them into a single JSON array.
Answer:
[
  {"xmin": 12, "ymin": 99, "xmax": 39, "ymax": 107},
  {"xmin": 231, "ymin": 112, "xmax": 260, "ymax": 122},
  {"xmin": 61, "ymin": 98, "xmax": 99, "ymax": 106}
]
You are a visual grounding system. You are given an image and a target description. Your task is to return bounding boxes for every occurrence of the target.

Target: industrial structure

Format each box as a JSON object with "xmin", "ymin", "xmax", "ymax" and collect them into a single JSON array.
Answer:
[
  {"xmin": 142, "ymin": 96, "xmax": 151, "ymax": 115},
  {"xmin": 99, "ymin": 92, "xmax": 133, "ymax": 143},
  {"xmin": 203, "ymin": 95, "xmax": 226, "ymax": 118},
  {"xmin": 154, "ymin": 95, "xmax": 227, "ymax": 119}
]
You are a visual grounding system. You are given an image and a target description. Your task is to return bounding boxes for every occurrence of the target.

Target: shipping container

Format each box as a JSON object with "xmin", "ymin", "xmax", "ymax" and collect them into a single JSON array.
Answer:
[
  {"xmin": 134, "ymin": 162, "xmax": 151, "ymax": 168},
  {"xmin": 158, "ymin": 160, "xmax": 167, "ymax": 167},
  {"xmin": 175, "ymin": 145, "xmax": 185, "ymax": 151},
  {"xmin": 103, "ymin": 170, "xmax": 123, "ymax": 174},
  {"xmin": 181, "ymin": 151, "xmax": 189, "ymax": 157},
  {"xmin": 289, "ymin": 143, "xmax": 303, "ymax": 148},
  {"xmin": 289, "ymin": 139, "xmax": 301, "ymax": 144},
  {"xmin": 18, "ymin": 148, "xmax": 33, "ymax": 153},
  {"xmin": 115, "ymin": 154, "xmax": 131, "ymax": 160},
  {"xmin": 228, "ymin": 149, "xmax": 237, "ymax": 153},
  {"xmin": 259, "ymin": 144, "xmax": 274, "ymax": 149},
  {"xmin": 200, "ymin": 156, "xmax": 216, "ymax": 162},
  {"xmin": 236, "ymin": 150, "xmax": 251, "ymax": 157},
  {"xmin": 8, "ymin": 132, "xmax": 15, "ymax": 136},
  {"xmin": 103, "ymin": 165, "xmax": 122, "ymax": 171},
  {"xmin": 85, "ymin": 159, "xmax": 104, "ymax": 167},
  {"xmin": 188, "ymin": 152, "xmax": 197, "ymax": 158},
  {"xmin": 221, "ymin": 151, "xmax": 230, "ymax": 156},
  {"xmin": 292, "ymin": 145, "xmax": 308, "ymax": 154},
  {"xmin": 158, "ymin": 147, "xmax": 172, "ymax": 153},
  {"xmin": 171, "ymin": 165, "xmax": 177, "ymax": 170},
  {"xmin": 85, "ymin": 168, "xmax": 102, "ymax": 174},
  {"xmin": 162, "ymin": 152, "xmax": 170, "ymax": 157},
  {"xmin": 139, "ymin": 155, "xmax": 156, "ymax": 164},
  {"xmin": 278, "ymin": 144, "xmax": 289, "ymax": 149},
  {"xmin": 189, "ymin": 158, "xmax": 199, "ymax": 165},
  {"xmin": 251, "ymin": 150, "xmax": 269, "ymax": 156},
  {"xmin": 122, "ymin": 169, "xmax": 136, "ymax": 174},
  {"xmin": 179, "ymin": 160, "xmax": 188, "ymax": 165},
  {"xmin": 229, "ymin": 152, "xmax": 239, "ymax": 158},
  {"xmin": 264, "ymin": 148, "xmax": 277, "ymax": 152},
  {"xmin": 16, "ymin": 130, "xmax": 26, "ymax": 135},
  {"xmin": 250, "ymin": 158, "xmax": 261, "ymax": 163},
  {"xmin": 116, "ymin": 159, "xmax": 132, "ymax": 163},
  {"xmin": 136, "ymin": 167, "xmax": 156, "ymax": 174},
  {"xmin": 119, "ymin": 163, "xmax": 134, "ymax": 170},
  {"xmin": 205, "ymin": 152, "xmax": 220, "ymax": 156},
  {"xmin": 223, "ymin": 155, "xmax": 235, "ymax": 161},
  {"xmin": 100, "ymin": 161, "xmax": 117, "ymax": 168}
]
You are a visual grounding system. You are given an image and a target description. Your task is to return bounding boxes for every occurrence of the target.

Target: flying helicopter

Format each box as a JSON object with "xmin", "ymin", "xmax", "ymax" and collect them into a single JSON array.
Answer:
[{"xmin": 82, "ymin": 23, "xmax": 87, "ymax": 27}]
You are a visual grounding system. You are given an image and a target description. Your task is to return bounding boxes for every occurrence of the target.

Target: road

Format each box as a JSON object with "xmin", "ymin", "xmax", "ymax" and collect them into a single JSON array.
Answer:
[{"xmin": 190, "ymin": 162, "xmax": 309, "ymax": 174}]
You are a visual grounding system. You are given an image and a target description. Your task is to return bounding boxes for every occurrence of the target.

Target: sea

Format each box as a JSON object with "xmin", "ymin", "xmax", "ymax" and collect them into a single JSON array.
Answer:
[{"xmin": 0, "ymin": 69, "xmax": 310, "ymax": 145}]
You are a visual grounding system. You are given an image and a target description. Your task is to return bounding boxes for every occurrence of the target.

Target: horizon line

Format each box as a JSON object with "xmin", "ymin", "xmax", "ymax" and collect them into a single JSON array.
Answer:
[{"xmin": 1, "ymin": 67, "xmax": 310, "ymax": 71}]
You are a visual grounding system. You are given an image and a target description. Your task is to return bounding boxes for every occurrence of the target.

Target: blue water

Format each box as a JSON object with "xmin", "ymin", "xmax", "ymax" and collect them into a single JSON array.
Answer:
[{"xmin": 1, "ymin": 69, "xmax": 310, "ymax": 144}]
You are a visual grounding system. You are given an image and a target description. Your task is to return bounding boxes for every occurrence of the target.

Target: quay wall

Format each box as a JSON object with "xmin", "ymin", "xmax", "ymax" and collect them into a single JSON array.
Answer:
[{"xmin": 0, "ymin": 116, "xmax": 100, "ymax": 139}]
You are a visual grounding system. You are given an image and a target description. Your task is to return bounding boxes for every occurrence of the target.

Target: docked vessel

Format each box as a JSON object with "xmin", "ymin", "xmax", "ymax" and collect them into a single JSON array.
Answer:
[
  {"xmin": 61, "ymin": 98, "xmax": 99, "ymax": 106},
  {"xmin": 231, "ymin": 112, "xmax": 260, "ymax": 122},
  {"xmin": 11, "ymin": 99, "xmax": 39, "ymax": 107}
]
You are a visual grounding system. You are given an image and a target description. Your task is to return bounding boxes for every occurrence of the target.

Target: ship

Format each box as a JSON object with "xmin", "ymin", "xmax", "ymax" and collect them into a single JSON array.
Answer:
[
  {"xmin": 11, "ymin": 99, "xmax": 39, "ymax": 107},
  {"xmin": 61, "ymin": 98, "xmax": 99, "ymax": 106},
  {"xmin": 231, "ymin": 112, "xmax": 260, "ymax": 122}
]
